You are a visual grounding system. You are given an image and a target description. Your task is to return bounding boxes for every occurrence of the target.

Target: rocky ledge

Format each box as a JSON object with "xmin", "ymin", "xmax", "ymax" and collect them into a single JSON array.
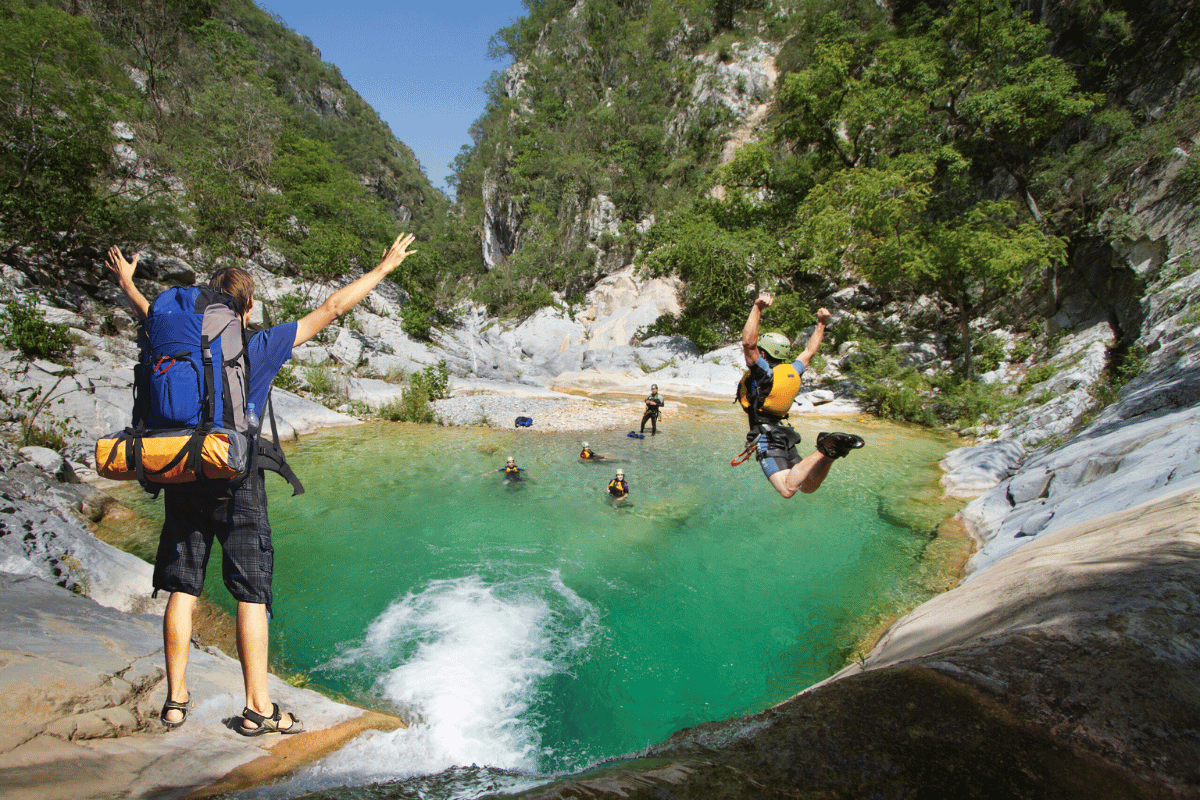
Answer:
[{"xmin": 0, "ymin": 441, "xmax": 403, "ymax": 800}]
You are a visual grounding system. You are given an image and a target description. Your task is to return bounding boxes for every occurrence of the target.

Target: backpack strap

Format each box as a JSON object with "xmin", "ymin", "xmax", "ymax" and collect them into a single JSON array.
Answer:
[
  {"xmin": 257, "ymin": 390, "xmax": 304, "ymax": 495},
  {"xmin": 200, "ymin": 333, "xmax": 216, "ymax": 429}
]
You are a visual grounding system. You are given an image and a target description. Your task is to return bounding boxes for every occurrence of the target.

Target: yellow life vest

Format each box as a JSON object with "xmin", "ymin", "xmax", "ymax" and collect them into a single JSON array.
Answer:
[
  {"xmin": 738, "ymin": 363, "xmax": 802, "ymax": 418},
  {"xmin": 607, "ymin": 478, "xmax": 628, "ymax": 497},
  {"xmin": 580, "ymin": 448, "xmax": 594, "ymax": 459},
  {"xmin": 504, "ymin": 464, "xmax": 520, "ymax": 476}
]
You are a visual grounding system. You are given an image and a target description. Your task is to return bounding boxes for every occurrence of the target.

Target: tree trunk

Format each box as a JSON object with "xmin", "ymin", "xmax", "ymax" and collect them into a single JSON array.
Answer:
[{"xmin": 958, "ymin": 293, "xmax": 973, "ymax": 382}]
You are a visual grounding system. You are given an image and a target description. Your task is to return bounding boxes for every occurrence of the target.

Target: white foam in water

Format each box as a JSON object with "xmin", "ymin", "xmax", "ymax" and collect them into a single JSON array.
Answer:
[{"xmin": 267, "ymin": 571, "xmax": 599, "ymax": 796}]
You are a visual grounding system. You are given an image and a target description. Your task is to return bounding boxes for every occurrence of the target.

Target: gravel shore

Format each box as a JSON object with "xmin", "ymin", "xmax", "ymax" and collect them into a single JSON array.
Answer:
[
  {"xmin": 430, "ymin": 389, "xmax": 720, "ymax": 431},
  {"xmin": 432, "ymin": 394, "xmax": 650, "ymax": 431}
]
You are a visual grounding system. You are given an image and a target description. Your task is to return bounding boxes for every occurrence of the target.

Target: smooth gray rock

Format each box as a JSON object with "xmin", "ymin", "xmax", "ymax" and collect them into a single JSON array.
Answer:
[
  {"xmin": 0, "ymin": 572, "xmax": 366, "ymax": 800},
  {"xmin": 0, "ymin": 445, "xmax": 158, "ymax": 614},
  {"xmin": 940, "ymin": 440, "xmax": 1025, "ymax": 498},
  {"xmin": 268, "ymin": 388, "xmax": 360, "ymax": 439},
  {"xmin": 1006, "ymin": 466, "xmax": 1052, "ymax": 504},
  {"xmin": 18, "ymin": 446, "xmax": 65, "ymax": 477},
  {"xmin": 346, "ymin": 377, "xmax": 406, "ymax": 410}
]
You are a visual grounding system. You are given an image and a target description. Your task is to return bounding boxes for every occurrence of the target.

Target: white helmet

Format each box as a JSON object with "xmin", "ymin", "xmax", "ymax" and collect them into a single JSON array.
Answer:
[{"xmin": 616, "ymin": 469, "xmax": 624, "ymax": 477}]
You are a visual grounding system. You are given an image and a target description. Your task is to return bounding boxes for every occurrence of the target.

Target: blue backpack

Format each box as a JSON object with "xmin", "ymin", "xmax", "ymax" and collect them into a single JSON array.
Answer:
[
  {"xmin": 134, "ymin": 285, "xmax": 249, "ymax": 432},
  {"xmin": 96, "ymin": 285, "xmax": 303, "ymax": 495}
]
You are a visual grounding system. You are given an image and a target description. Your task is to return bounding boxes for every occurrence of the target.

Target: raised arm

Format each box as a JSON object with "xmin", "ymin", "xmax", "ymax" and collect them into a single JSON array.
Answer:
[
  {"xmin": 797, "ymin": 308, "xmax": 832, "ymax": 367},
  {"xmin": 294, "ymin": 233, "xmax": 416, "ymax": 347},
  {"xmin": 742, "ymin": 293, "xmax": 772, "ymax": 367},
  {"xmin": 106, "ymin": 246, "xmax": 150, "ymax": 320}
]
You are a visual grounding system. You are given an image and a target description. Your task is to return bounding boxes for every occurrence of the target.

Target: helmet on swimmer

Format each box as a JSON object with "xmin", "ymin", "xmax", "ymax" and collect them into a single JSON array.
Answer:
[
  {"xmin": 616, "ymin": 469, "xmax": 624, "ymax": 477},
  {"xmin": 582, "ymin": 442, "xmax": 589, "ymax": 448},
  {"xmin": 757, "ymin": 332, "xmax": 791, "ymax": 361},
  {"xmin": 506, "ymin": 456, "xmax": 514, "ymax": 463}
]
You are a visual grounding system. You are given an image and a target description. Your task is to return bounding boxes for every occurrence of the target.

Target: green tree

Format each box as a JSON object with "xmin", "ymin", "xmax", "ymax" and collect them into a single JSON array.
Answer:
[
  {"xmin": 177, "ymin": 76, "xmax": 286, "ymax": 256},
  {"xmin": 0, "ymin": 3, "xmax": 125, "ymax": 259},
  {"xmin": 88, "ymin": 0, "xmax": 216, "ymax": 131},
  {"xmin": 641, "ymin": 204, "xmax": 782, "ymax": 349}
]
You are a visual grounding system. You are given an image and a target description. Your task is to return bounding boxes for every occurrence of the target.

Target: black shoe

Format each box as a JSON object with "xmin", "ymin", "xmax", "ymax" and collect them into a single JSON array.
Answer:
[{"xmin": 817, "ymin": 432, "xmax": 864, "ymax": 459}]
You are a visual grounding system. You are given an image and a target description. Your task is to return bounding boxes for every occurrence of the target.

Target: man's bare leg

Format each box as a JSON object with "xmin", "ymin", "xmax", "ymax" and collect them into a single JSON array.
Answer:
[
  {"xmin": 235, "ymin": 601, "xmax": 297, "ymax": 731},
  {"xmin": 163, "ymin": 591, "xmax": 197, "ymax": 724},
  {"xmin": 767, "ymin": 451, "xmax": 834, "ymax": 499}
]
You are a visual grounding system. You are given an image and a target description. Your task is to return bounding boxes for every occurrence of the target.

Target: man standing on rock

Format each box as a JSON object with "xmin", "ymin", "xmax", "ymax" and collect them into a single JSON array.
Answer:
[
  {"xmin": 640, "ymin": 384, "xmax": 664, "ymax": 435},
  {"xmin": 738, "ymin": 293, "xmax": 863, "ymax": 498},
  {"xmin": 106, "ymin": 233, "xmax": 416, "ymax": 734}
]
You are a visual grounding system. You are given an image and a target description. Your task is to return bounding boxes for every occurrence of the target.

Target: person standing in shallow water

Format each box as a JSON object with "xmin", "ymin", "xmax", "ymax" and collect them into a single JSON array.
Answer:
[
  {"xmin": 607, "ymin": 469, "xmax": 630, "ymax": 505},
  {"xmin": 640, "ymin": 384, "xmax": 664, "ymax": 435},
  {"xmin": 107, "ymin": 232, "xmax": 418, "ymax": 734},
  {"xmin": 738, "ymin": 293, "xmax": 863, "ymax": 499}
]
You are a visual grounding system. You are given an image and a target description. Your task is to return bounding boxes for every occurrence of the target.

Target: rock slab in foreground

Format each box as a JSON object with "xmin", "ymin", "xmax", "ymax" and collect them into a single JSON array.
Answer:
[{"xmin": 0, "ymin": 573, "xmax": 381, "ymax": 800}]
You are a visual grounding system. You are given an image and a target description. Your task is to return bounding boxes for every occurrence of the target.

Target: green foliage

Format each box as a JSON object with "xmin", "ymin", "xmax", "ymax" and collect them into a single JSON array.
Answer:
[
  {"xmin": 377, "ymin": 361, "xmax": 447, "ymax": 424},
  {"xmin": 845, "ymin": 337, "xmax": 1015, "ymax": 427},
  {"xmin": 2, "ymin": 299, "xmax": 72, "ymax": 360},
  {"xmin": 1009, "ymin": 338, "xmax": 1035, "ymax": 364},
  {"xmin": 455, "ymin": 0, "xmax": 760, "ymax": 311},
  {"xmin": 844, "ymin": 340, "xmax": 937, "ymax": 425},
  {"xmin": 304, "ymin": 363, "xmax": 337, "ymax": 396},
  {"xmin": 410, "ymin": 360, "xmax": 450, "ymax": 402},
  {"xmin": 272, "ymin": 365, "xmax": 301, "ymax": 392},
  {"xmin": 268, "ymin": 131, "xmax": 396, "ymax": 280},
  {"xmin": 0, "ymin": 0, "xmax": 443, "ymax": 273},
  {"xmin": 1177, "ymin": 158, "xmax": 1200, "ymax": 201},
  {"xmin": 400, "ymin": 294, "xmax": 436, "ymax": 342},
  {"xmin": 1020, "ymin": 362, "xmax": 1057, "ymax": 392},
  {"xmin": 967, "ymin": 332, "xmax": 1008, "ymax": 375},
  {"xmin": 377, "ymin": 392, "xmax": 433, "ymax": 424},
  {"xmin": 269, "ymin": 292, "xmax": 314, "ymax": 325},
  {"xmin": 641, "ymin": 203, "xmax": 783, "ymax": 348},
  {"xmin": 0, "ymin": 2, "xmax": 140, "ymax": 260},
  {"xmin": 0, "ymin": 373, "xmax": 84, "ymax": 448}
]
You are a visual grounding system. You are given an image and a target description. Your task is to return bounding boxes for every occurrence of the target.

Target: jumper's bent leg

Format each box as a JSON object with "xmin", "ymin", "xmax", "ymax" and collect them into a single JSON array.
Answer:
[{"xmin": 768, "ymin": 452, "xmax": 834, "ymax": 499}]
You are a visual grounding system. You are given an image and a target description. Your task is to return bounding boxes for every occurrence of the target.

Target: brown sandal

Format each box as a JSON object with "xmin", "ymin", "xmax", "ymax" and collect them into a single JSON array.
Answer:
[
  {"xmin": 160, "ymin": 696, "xmax": 192, "ymax": 730},
  {"xmin": 236, "ymin": 703, "xmax": 304, "ymax": 736}
]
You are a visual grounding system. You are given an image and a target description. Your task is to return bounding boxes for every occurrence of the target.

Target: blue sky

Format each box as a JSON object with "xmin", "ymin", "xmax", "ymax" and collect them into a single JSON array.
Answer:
[{"xmin": 260, "ymin": 0, "xmax": 528, "ymax": 197}]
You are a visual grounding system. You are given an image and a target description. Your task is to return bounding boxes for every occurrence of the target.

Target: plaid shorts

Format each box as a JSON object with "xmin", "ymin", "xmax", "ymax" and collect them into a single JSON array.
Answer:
[{"xmin": 153, "ymin": 475, "xmax": 273, "ymax": 606}]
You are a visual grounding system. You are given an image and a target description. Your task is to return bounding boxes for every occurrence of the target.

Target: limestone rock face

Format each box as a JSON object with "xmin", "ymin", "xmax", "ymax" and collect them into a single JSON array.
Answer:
[
  {"xmin": 961, "ymin": 402, "xmax": 1200, "ymax": 574},
  {"xmin": 0, "ymin": 444, "xmax": 158, "ymax": 614},
  {"xmin": 482, "ymin": 169, "xmax": 521, "ymax": 270},
  {"xmin": 939, "ymin": 439, "xmax": 1026, "ymax": 499}
]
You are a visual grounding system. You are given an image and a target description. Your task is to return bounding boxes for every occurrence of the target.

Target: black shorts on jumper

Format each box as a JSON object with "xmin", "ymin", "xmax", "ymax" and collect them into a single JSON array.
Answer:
[{"xmin": 153, "ymin": 475, "xmax": 273, "ymax": 606}]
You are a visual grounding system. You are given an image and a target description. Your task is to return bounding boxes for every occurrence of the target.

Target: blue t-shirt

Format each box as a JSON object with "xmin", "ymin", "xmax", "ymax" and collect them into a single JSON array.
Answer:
[{"xmin": 246, "ymin": 322, "xmax": 296, "ymax": 411}]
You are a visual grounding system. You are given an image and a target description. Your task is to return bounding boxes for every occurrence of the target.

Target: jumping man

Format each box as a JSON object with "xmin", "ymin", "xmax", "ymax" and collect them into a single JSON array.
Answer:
[{"xmin": 738, "ymin": 293, "xmax": 863, "ymax": 498}]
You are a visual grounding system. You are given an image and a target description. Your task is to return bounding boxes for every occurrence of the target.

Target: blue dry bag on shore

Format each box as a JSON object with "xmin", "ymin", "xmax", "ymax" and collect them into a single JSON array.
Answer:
[{"xmin": 514, "ymin": 416, "xmax": 533, "ymax": 428}]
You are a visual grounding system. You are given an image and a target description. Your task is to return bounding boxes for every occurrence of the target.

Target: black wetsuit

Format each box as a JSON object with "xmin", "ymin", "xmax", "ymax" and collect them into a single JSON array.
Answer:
[{"xmin": 640, "ymin": 393, "xmax": 664, "ymax": 434}]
